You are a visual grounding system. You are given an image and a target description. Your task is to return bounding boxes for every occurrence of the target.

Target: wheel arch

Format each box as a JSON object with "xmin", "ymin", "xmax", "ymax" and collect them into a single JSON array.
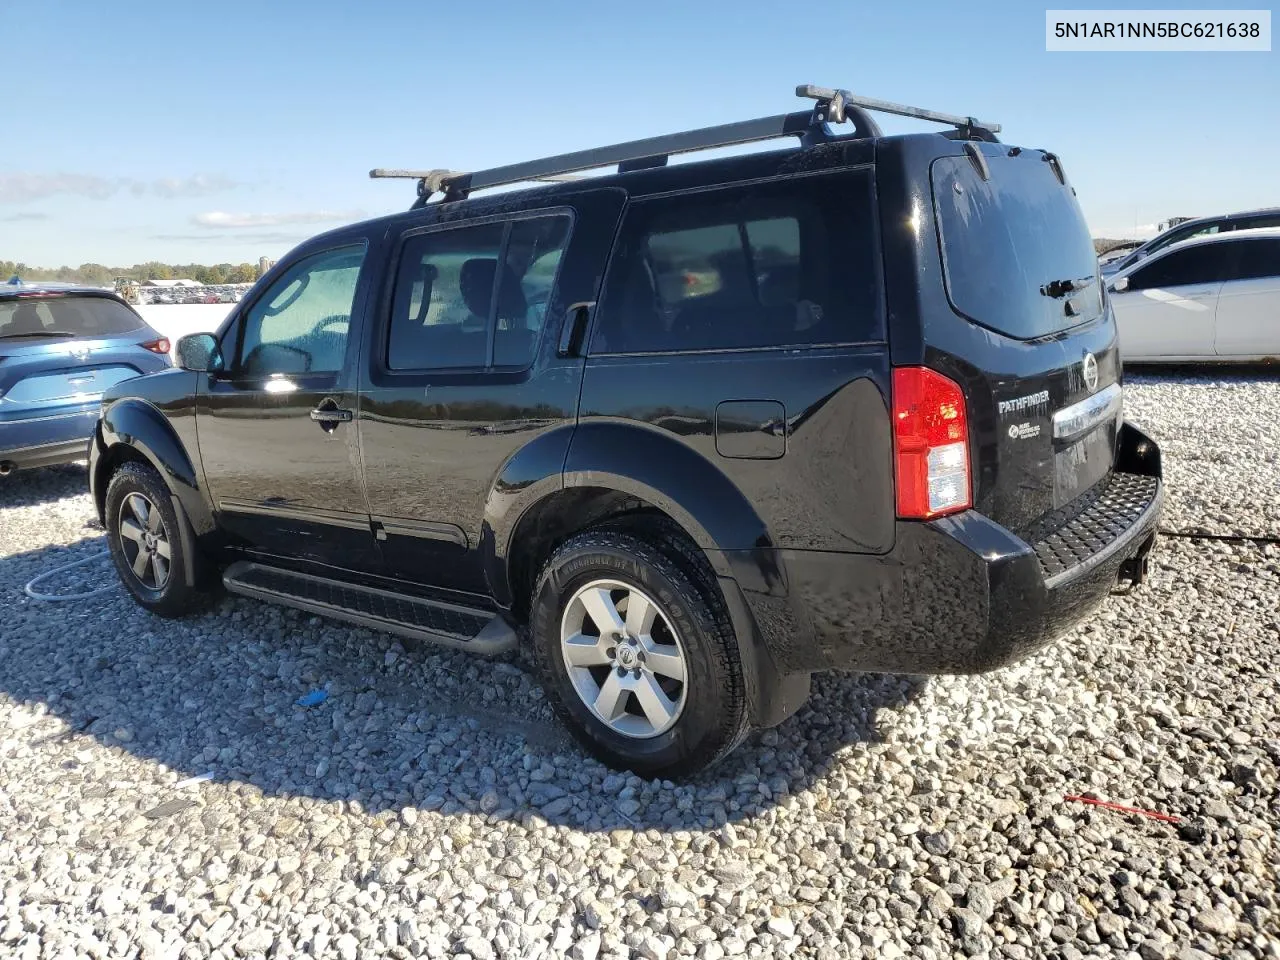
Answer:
[
  {"xmin": 489, "ymin": 419, "xmax": 775, "ymax": 616},
  {"xmin": 93, "ymin": 398, "xmax": 213, "ymax": 535},
  {"xmin": 491, "ymin": 421, "xmax": 809, "ymax": 729}
]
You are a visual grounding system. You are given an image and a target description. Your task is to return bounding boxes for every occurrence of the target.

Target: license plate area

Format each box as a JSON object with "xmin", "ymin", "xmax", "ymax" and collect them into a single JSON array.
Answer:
[
  {"xmin": 1053, "ymin": 421, "xmax": 1115, "ymax": 507},
  {"xmin": 4, "ymin": 365, "xmax": 138, "ymax": 404}
]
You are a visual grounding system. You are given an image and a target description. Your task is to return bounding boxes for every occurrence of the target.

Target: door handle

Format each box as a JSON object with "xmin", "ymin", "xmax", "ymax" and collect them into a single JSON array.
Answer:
[
  {"xmin": 557, "ymin": 301, "xmax": 594, "ymax": 357},
  {"xmin": 310, "ymin": 409, "xmax": 352, "ymax": 422},
  {"xmin": 310, "ymin": 402, "xmax": 353, "ymax": 428},
  {"xmin": 310, "ymin": 408, "xmax": 353, "ymax": 423}
]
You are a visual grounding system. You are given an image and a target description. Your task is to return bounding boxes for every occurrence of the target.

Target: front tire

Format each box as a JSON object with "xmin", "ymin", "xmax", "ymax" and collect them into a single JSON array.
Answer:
[
  {"xmin": 531, "ymin": 529, "xmax": 749, "ymax": 778},
  {"xmin": 105, "ymin": 462, "xmax": 208, "ymax": 617}
]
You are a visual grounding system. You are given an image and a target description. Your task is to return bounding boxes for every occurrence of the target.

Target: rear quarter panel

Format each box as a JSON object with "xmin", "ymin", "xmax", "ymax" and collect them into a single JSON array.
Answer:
[{"xmin": 575, "ymin": 349, "xmax": 895, "ymax": 553}]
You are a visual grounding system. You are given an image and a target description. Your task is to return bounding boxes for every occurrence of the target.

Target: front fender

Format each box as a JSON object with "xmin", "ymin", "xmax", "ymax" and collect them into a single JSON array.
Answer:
[{"xmin": 93, "ymin": 397, "xmax": 214, "ymax": 535}]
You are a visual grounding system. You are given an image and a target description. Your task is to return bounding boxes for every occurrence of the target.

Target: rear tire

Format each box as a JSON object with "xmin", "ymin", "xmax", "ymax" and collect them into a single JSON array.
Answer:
[
  {"xmin": 105, "ymin": 462, "xmax": 209, "ymax": 618},
  {"xmin": 530, "ymin": 528, "xmax": 750, "ymax": 778}
]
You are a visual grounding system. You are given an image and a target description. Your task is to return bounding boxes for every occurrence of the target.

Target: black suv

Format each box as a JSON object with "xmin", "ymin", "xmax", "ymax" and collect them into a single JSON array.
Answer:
[{"xmin": 90, "ymin": 86, "xmax": 1163, "ymax": 776}]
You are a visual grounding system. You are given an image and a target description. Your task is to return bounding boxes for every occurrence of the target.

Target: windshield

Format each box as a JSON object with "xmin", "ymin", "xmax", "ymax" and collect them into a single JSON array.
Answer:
[
  {"xmin": 0, "ymin": 296, "xmax": 146, "ymax": 340},
  {"xmin": 932, "ymin": 153, "xmax": 1102, "ymax": 340}
]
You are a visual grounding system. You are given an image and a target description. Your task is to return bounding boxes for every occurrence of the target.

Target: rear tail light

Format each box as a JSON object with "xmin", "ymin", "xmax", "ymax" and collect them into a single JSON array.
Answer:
[
  {"xmin": 891, "ymin": 366, "xmax": 971, "ymax": 519},
  {"xmin": 141, "ymin": 337, "xmax": 171, "ymax": 355}
]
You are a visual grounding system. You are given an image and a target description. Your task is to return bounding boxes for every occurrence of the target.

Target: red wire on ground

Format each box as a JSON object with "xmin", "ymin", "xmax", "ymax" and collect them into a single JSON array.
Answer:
[{"xmin": 1064, "ymin": 794, "xmax": 1181, "ymax": 824}]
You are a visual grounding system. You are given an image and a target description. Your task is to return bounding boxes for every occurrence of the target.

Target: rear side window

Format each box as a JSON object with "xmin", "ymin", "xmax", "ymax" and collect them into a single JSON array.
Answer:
[
  {"xmin": 933, "ymin": 154, "xmax": 1101, "ymax": 340},
  {"xmin": 591, "ymin": 171, "xmax": 880, "ymax": 354},
  {"xmin": 388, "ymin": 215, "xmax": 571, "ymax": 371},
  {"xmin": 0, "ymin": 296, "xmax": 145, "ymax": 339}
]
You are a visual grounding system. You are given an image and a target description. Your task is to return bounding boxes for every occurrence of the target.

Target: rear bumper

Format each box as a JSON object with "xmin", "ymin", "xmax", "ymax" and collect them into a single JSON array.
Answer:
[
  {"xmin": 734, "ymin": 423, "xmax": 1164, "ymax": 675},
  {"xmin": 0, "ymin": 408, "xmax": 97, "ymax": 472}
]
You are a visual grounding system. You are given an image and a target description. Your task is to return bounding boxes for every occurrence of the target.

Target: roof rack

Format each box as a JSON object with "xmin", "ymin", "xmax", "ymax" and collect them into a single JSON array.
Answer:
[{"xmin": 371, "ymin": 85, "xmax": 1001, "ymax": 207}]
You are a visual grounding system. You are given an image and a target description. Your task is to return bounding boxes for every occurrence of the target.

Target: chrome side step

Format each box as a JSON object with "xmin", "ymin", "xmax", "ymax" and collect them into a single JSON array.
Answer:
[{"xmin": 221, "ymin": 561, "xmax": 518, "ymax": 656}]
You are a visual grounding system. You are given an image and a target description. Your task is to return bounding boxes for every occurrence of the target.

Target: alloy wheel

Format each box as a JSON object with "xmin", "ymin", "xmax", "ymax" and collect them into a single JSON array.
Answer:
[
  {"xmin": 118, "ymin": 493, "xmax": 171, "ymax": 590},
  {"xmin": 559, "ymin": 579, "xmax": 688, "ymax": 739}
]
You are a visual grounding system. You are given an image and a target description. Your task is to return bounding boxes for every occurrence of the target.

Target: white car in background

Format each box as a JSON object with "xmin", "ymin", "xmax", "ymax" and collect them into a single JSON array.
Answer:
[{"xmin": 1108, "ymin": 228, "xmax": 1280, "ymax": 362}]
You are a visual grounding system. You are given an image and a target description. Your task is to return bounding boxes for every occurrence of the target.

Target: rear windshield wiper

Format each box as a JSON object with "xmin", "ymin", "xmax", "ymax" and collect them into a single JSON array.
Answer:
[
  {"xmin": 0, "ymin": 330, "xmax": 81, "ymax": 340},
  {"xmin": 1040, "ymin": 276, "xmax": 1095, "ymax": 299}
]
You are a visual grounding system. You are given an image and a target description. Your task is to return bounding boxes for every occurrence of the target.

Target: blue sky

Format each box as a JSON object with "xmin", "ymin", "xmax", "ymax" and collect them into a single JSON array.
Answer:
[{"xmin": 3, "ymin": 0, "xmax": 1276, "ymax": 267}]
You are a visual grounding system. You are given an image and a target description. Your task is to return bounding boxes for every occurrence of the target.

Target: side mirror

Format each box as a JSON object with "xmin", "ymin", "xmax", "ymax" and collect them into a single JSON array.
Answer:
[
  {"xmin": 175, "ymin": 333, "xmax": 224, "ymax": 373},
  {"xmin": 1110, "ymin": 276, "xmax": 1130, "ymax": 293}
]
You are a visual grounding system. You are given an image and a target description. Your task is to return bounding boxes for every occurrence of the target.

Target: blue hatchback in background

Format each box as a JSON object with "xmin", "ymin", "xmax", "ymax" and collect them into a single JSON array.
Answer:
[{"xmin": 0, "ymin": 283, "xmax": 171, "ymax": 475}]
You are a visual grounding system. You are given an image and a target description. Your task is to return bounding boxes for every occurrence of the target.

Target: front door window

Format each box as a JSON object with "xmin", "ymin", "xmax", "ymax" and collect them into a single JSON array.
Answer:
[{"xmin": 237, "ymin": 245, "xmax": 365, "ymax": 376}]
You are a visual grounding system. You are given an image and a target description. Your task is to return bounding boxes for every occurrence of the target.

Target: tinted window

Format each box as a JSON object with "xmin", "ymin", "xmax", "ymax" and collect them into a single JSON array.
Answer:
[
  {"xmin": 496, "ymin": 216, "xmax": 570, "ymax": 367},
  {"xmin": 591, "ymin": 172, "xmax": 880, "ymax": 354},
  {"xmin": 0, "ymin": 296, "xmax": 145, "ymax": 339},
  {"xmin": 1149, "ymin": 223, "xmax": 1219, "ymax": 255},
  {"xmin": 1128, "ymin": 244, "xmax": 1234, "ymax": 290},
  {"xmin": 933, "ymin": 154, "xmax": 1100, "ymax": 339},
  {"xmin": 388, "ymin": 215, "xmax": 570, "ymax": 370},
  {"xmin": 1228, "ymin": 238, "xmax": 1280, "ymax": 282},
  {"xmin": 1234, "ymin": 215, "xmax": 1280, "ymax": 231},
  {"xmin": 239, "ymin": 245, "xmax": 364, "ymax": 375}
]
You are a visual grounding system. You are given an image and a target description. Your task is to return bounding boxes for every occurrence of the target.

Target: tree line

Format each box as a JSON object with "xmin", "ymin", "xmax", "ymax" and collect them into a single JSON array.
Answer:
[{"xmin": 2, "ymin": 260, "xmax": 261, "ymax": 286}]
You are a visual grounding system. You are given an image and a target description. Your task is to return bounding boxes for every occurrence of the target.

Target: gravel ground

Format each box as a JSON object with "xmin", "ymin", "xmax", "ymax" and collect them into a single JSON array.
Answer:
[
  {"xmin": 1124, "ymin": 369, "xmax": 1280, "ymax": 539},
  {"xmin": 1, "ymin": 370, "xmax": 1278, "ymax": 960}
]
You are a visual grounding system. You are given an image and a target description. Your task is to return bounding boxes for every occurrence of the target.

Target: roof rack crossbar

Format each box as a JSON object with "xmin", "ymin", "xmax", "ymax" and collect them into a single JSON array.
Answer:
[
  {"xmin": 369, "ymin": 168, "xmax": 584, "ymax": 193},
  {"xmin": 796, "ymin": 85, "xmax": 1001, "ymax": 135},
  {"xmin": 371, "ymin": 84, "xmax": 998, "ymax": 206},
  {"xmin": 396, "ymin": 110, "xmax": 840, "ymax": 204}
]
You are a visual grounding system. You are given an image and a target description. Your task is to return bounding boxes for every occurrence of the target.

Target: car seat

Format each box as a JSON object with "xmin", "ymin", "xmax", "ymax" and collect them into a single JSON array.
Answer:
[{"xmin": 8, "ymin": 302, "xmax": 46, "ymax": 335}]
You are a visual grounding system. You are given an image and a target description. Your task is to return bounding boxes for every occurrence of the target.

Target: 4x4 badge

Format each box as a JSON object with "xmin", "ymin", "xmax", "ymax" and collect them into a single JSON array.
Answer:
[{"xmin": 1083, "ymin": 353, "xmax": 1099, "ymax": 392}]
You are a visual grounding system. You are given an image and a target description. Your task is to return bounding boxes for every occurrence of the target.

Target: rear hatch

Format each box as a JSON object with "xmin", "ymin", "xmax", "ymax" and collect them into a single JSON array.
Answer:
[
  {"xmin": 0, "ymin": 295, "xmax": 160, "ymax": 417},
  {"xmin": 930, "ymin": 148, "xmax": 1122, "ymax": 536}
]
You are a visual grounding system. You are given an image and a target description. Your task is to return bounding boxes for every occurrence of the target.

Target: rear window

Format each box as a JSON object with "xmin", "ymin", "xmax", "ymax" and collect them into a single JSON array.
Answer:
[
  {"xmin": 933, "ymin": 154, "xmax": 1101, "ymax": 340},
  {"xmin": 0, "ymin": 296, "xmax": 146, "ymax": 339}
]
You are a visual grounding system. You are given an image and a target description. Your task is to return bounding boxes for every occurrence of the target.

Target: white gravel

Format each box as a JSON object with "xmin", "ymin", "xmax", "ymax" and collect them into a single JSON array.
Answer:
[
  {"xmin": 1124, "ymin": 369, "xmax": 1280, "ymax": 538},
  {"xmin": 1, "ymin": 370, "xmax": 1278, "ymax": 960}
]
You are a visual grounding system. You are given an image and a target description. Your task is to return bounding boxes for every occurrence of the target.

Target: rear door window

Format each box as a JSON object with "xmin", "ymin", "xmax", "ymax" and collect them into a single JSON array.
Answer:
[
  {"xmin": 590, "ymin": 170, "xmax": 881, "ymax": 354},
  {"xmin": 1233, "ymin": 215, "xmax": 1280, "ymax": 232},
  {"xmin": 932, "ymin": 153, "xmax": 1101, "ymax": 340},
  {"xmin": 0, "ymin": 296, "xmax": 145, "ymax": 339},
  {"xmin": 1127, "ymin": 244, "xmax": 1235, "ymax": 290},
  {"xmin": 387, "ymin": 214, "xmax": 571, "ymax": 370},
  {"xmin": 388, "ymin": 223, "xmax": 506, "ymax": 370},
  {"xmin": 1229, "ymin": 239, "xmax": 1280, "ymax": 281}
]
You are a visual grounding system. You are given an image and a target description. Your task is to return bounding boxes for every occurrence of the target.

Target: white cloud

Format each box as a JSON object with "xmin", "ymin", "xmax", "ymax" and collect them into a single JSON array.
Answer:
[
  {"xmin": 0, "ymin": 211, "xmax": 51, "ymax": 222},
  {"xmin": 145, "ymin": 174, "xmax": 240, "ymax": 199},
  {"xmin": 0, "ymin": 173, "xmax": 119, "ymax": 203},
  {"xmin": 0, "ymin": 172, "xmax": 239, "ymax": 204},
  {"xmin": 193, "ymin": 210, "xmax": 364, "ymax": 229}
]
